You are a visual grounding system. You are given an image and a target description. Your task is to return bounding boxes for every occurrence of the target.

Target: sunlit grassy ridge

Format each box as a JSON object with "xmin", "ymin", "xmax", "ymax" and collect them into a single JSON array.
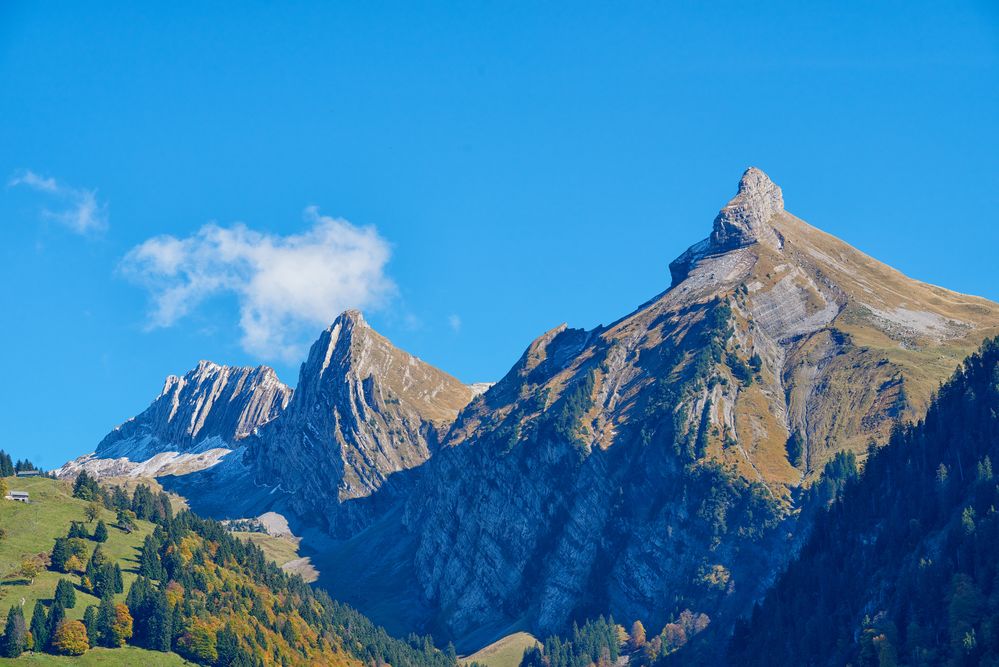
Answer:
[{"xmin": 461, "ymin": 632, "xmax": 539, "ymax": 667}]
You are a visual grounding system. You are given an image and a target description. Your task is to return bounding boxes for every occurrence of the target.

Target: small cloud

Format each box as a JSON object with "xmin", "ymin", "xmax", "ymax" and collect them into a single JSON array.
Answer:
[
  {"xmin": 121, "ymin": 208, "xmax": 395, "ymax": 362},
  {"xmin": 8, "ymin": 169, "xmax": 109, "ymax": 235},
  {"xmin": 448, "ymin": 314, "xmax": 462, "ymax": 332}
]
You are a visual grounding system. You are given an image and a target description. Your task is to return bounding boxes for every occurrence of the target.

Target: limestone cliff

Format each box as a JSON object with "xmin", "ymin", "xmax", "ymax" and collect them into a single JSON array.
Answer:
[
  {"xmin": 245, "ymin": 310, "xmax": 477, "ymax": 536},
  {"xmin": 57, "ymin": 361, "xmax": 291, "ymax": 478}
]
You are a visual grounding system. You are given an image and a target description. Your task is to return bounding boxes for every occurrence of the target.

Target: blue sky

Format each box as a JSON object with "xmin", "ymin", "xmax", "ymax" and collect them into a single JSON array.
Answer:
[{"xmin": 1, "ymin": 2, "xmax": 997, "ymax": 468}]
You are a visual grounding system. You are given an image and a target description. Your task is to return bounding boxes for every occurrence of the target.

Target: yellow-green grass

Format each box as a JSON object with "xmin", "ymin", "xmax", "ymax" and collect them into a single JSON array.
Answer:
[
  {"xmin": 461, "ymin": 632, "xmax": 540, "ymax": 667},
  {"xmin": 0, "ymin": 646, "xmax": 191, "ymax": 665},
  {"xmin": 0, "ymin": 476, "xmax": 154, "ymax": 626},
  {"xmin": 232, "ymin": 532, "xmax": 318, "ymax": 583}
]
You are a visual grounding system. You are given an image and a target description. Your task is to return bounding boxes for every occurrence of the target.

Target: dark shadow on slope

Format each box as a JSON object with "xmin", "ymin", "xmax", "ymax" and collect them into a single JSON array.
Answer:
[{"xmin": 159, "ymin": 447, "xmax": 438, "ymax": 641}]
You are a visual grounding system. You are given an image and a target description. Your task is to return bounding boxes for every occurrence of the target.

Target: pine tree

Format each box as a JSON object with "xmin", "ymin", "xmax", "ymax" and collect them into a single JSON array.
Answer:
[
  {"xmin": 139, "ymin": 534, "xmax": 163, "ymax": 580},
  {"xmin": 96, "ymin": 595, "xmax": 115, "ymax": 647},
  {"xmin": 113, "ymin": 563, "xmax": 124, "ymax": 594},
  {"xmin": 50, "ymin": 537, "xmax": 71, "ymax": 572},
  {"xmin": 93, "ymin": 520, "xmax": 108, "ymax": 543},
  {"xmin": 170, "ymin": 600, "xmax": 183, "ymax": 646},
  {"xmin": 216, "ymin": 622, "xmax": 244, "ymax": 665},
  {"xmin": 68, "ymin": 521, "xmax": 89, "ymax": 539},
  {"xmin": 1, "ymin": 605, "xmax": 28, "ymax": 658},
  {"xmin": 45, "ymin": 601, "xmax": 66, "ymax": 650},
  {"xmin": 55, "ymin": 578, "xmax": 77, "ymax": 609},
  {"xmin": 72, "ymin": 471, "xmax": 99, "ymax": 500},
  {"xmin": 151, "ymin": 590, "xmax": 172, "ymax": 652},
  {"xmin": 82, "ymin": 606, "xmax": 98, "ymax": 646},
  {"xmin": 29, "ymin": 600, "xmax": 47, "ymax": 652},
  {"xmin": 0, "ymin": 450, "xmax": 14, "ymax": 477}
]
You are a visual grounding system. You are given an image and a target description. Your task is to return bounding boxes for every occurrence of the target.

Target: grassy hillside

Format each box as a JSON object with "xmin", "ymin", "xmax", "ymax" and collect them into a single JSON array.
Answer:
[
  {"xmin": 232, "ymin": 532, "xmax": 318, "ymax": 583},
  {"xmin": 0, "ymin": 646, "xmax": 190, "ymax": 665},
  {"xmin": 0, "ymin": 474, "xmax": 460, "ymax": 666},
  {"xmin": 461, "ymin": 632, "xmax": 539, "ymax": 667},
  {"xmin": 0, "ymin": 476, "xmax": 154, "ymax": 623}
]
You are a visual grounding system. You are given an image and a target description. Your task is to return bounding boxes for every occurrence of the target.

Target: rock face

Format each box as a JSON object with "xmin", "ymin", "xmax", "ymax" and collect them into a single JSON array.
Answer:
[
  {"xmin": 321, "ymin": 167, "xmax": 999, "ymax": 649},
  {"xmin": 60, "ymin": 310, "xmax": 478, "ymax": 538},
  {"xmin": 58, "ymin": 361, "xmax": 292, "ymax": 478},
  {"xmin": 246, "ymin": 310, "xmax": 476, "ymax": 535}
]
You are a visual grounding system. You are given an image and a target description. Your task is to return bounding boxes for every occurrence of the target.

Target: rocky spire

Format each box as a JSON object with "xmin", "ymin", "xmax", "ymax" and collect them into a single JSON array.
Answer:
[
  {"xmin": 668, "ymin": 167, "xmax": 784, "ymax": 285},
  {"xmin": 709, "ymin": 167, "xmax": 784, "ymax": 250}
]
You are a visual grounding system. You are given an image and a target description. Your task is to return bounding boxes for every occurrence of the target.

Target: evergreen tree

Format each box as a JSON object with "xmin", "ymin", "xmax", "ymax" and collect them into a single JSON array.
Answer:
[
  {"xmin": 113, "ymin": 563, "xmax": 124, "ymax": 594},
  {"xmin": 45, "ymin": 601, "xmax": 65, "ymax": 650},
  {"xmin": 785, "ymin": 431, "xmax": 804, "ymax": 467},
  {"xmin": 55, "ymin": 578, "xmax": 77, "ymax": 609},
  {"xmin": 68, "ymin": 521, "xmax": 89, "ymax": 539},
  {"xmin": 0, "ymin": 450, "xmax": 14, "ymax": 477},
  {"xmin": 111, "ymin": 486, "xmax": 130, "ymax": 510},
  {"xmin": 217, "ymin": 622, "xmax": 254, "ymax": 666},
  {"xmin": 82, "ymin": 606, "xmax": 98, "ymax": 646},
  {"xmin": 93, "ymin": 519, "xmax": 108, "ymax": 543},
  {"xmin": 150, "ymin": 590, "xmax": 172, "ymax": 652},
  {"xmin": 139, "ymin": 534, "xmax": 163, "ymax": 580},
  {"xmin": 50, "ymin": 537, "xmax": 71, "ymax": 572},
  {"xmin": 96, "ymin": 595, "xmax": 115, "ymax": 648},
  {"xmin": 1, "ymin": 605, "xmax": 28, "ymax": 658},
  {"xmin": 28, "ymin": 601, "xmax": 47, "ymax": 654},
  {"xmin": 72, "ymin": 471, "xmax": 99, "ymax": 500}
]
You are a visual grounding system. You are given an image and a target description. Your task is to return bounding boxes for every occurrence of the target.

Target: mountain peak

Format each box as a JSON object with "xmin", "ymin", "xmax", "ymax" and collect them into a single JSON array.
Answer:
[
  {"xmin": 709, "ymin": 166, "xmax": 784, "ymax": 251},
  {"xmin": 668, "ymin": 167, "xmax": 784, "ymax": 285},
  {"xmin": 335, "ymin": 309, "xmax": 367, "ymax": 327}
]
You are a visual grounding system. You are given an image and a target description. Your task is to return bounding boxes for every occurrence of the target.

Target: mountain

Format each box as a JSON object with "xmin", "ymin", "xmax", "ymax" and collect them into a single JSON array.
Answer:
[
  {"xmin": 59, "ymin": 310, "xmax": 481, "ymax": 538},
  {"xmin": 58, "ymin": 361, "xmax": 292, "ymax": 479},
  {"xmin": 727, "ymin": 337, "xmax": 999, "ymax": 666},
  {"xmin": 54, "ymin": 167, "xmax": 999, "ymax": 656},
  {"xmin": 245, "ymin": 310, "xmax": 479, "ymax": 536},
  {"xmin": 318, "ymin": 167, "xmax": 999, "ymax": 649}
]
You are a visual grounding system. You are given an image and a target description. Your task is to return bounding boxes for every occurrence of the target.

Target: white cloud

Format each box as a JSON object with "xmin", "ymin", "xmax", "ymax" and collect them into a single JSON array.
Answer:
[
  {"xmin": 9, "ymin": 169, "xmax": 108, "ymax": 234},
  {"xmin": 121, "ymin": 207, "xmax": 395, "ymax": 361},
  {"xmin": 448, "ymin": 314, "xmax": 462, "ymax": 332}
]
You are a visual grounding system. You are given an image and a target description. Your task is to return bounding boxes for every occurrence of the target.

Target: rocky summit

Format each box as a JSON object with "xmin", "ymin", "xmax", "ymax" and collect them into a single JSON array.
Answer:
[
  {"xmin": 246, "ymin": 309, "xmax": 478, "ymax": 536},
  {"xmin": 57, "ymin": 360, "xmax": 292, "ymax": 479}
]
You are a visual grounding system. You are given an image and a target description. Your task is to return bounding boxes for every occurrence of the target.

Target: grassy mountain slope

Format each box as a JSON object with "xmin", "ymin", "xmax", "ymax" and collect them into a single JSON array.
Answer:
[
  {"xmin": 0, "ymin": 646, "xmax": 187, "ymax": 665},
  {"xmin": 0, "ymin": 476, "xmax": 155, "ymax": 622},
  {"xmin": 461, "ymin": 632, "xmax": 539, "ymax": 667}
]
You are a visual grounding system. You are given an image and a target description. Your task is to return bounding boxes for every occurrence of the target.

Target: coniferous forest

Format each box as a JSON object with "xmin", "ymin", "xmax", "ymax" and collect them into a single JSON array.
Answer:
[{"xmin": 729, "ymin": 337, "xmax": 999, "ymax": 666}]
